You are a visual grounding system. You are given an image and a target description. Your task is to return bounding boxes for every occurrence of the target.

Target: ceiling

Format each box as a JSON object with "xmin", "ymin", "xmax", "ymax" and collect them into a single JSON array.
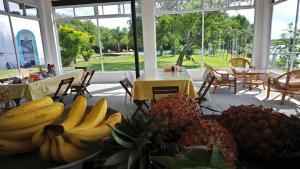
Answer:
[{"xmin": 52, "ymin": 0, "xmax": 130, "ymax": 7}]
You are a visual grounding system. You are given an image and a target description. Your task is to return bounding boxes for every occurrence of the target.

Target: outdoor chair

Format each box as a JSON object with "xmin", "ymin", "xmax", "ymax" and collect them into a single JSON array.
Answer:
[
  {"xmin": 195, "ymin": 72, "xmax": 220, "ymax": 114},
  {"xmin": 119, "ymin": 78, "xmax": 149, "ymax": 117},
  {"xmin": 152, "ymin": 86, "xmax": 179, "ymax": 104},
  {"xmin": 267, "ymin": 70, "xmax": 300, "ymax": 105},
  {"xmin": 0, "ymin": 89, "xmax": 15, "ymax": 113},
  {"xmin": 50, "ymin": 77, "xmax": 74, "ymax": 104},
  {"xmin": 71, "ymin": 70, "xmax": 95, "ymax": 100},
  {"xmin": 205, "ymin": 63, "xmax": 237, "ymax": 94},
  {"xmin": 229, "ymin": 58, "xmax": 252, "ymax": 79},
  {"xmin": 196, "ymin": 72, "xmax": 215, "ymax": 104}
]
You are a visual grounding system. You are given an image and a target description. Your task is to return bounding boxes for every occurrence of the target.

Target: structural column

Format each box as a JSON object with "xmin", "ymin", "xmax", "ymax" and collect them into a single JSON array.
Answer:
[
  {"xmin": 140, "ymin": 0, "xmax": 157, "ymax": 72},
  {"xmin": 252, "ymin": 0, "xmax": 273, "ymax": 69},
  {"xmin": 38, "ymin": 0, "xmax": 62, "ymax": 73}
]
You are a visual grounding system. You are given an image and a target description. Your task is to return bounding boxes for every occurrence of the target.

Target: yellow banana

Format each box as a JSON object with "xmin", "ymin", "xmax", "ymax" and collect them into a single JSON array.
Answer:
[
  {"xmin": 4, "ymin": 96, "xmax": 53, "ymax": 116},
  {"xmin": 32, "ymin": 129, "xmax": 46, "ymax": 147},
  {"xmin": 39, "ymin": 135, "xmax": 51, "ymax": 161},
  {"xmin": 56, "ymin": 135, "xmax": 92, "ymax": 163},
  {"xmin": 0, "ymin": 138, "xmax": 35, "ymax": 156},
  {"xmin": 50, "ymin": 134, "xmax": 63, "ymax": 162},
  {"xmin": 75, "ymin": 98, "xmax": 107, "ymax": 130},
  {"xmin": 0, "ymin": 102, "xmax": 64, "ymax": 131},
  {"xmin": 61, "ymin": 96, "xmax": 87, "ymax": 131},
  {"xmin": 0, "ymin": 118, "xmax": 57, "ymax": 140},
  {"xmin": 67, "ymin": 113, "xmax": 122, "ymax": 148}
]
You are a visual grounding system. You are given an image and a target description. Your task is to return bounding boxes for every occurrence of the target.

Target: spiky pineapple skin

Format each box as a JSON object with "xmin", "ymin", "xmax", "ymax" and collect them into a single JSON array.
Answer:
[
  {"xmin": 179, "ymin": 119, "xmax": 238, "ymax": 168},
  {"xmin": 150, "ymin": 93, "xmax": 203, "ymax": 130},
  {"xmin": 220, "ymin": 105, "xmax": 300, "ymax": 160}
]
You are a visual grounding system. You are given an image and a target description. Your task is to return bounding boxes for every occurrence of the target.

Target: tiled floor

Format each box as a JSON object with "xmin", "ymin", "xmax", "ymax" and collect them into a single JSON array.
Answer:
[{"xmin": 63, "ymin": 82, "xmax": 300, "ymax": 117}]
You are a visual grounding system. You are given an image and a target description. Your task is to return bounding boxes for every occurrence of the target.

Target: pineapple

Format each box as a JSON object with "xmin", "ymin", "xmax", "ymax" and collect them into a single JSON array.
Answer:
[
  {"xmin": 179, "ymin": 119, "xmax": 238, "ymax": 168},
  {"xmin": 150, "ymin": 93, "xmax": 203, "ymax": 131},
  {"xmin": 221, "ymin": 105, "xmax": 300, "ymax": 160}
]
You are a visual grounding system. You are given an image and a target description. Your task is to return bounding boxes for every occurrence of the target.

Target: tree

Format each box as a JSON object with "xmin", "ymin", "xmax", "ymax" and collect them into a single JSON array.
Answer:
[
  {"xmin": 58, "ymin": 24, "xmax": 96, "ymax": 65},
  {"xmin": 271, "ymin": 23, "xmax": 300, "ymax": 69}
]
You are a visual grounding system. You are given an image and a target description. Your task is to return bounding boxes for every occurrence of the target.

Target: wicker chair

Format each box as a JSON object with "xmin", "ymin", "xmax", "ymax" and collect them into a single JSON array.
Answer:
[
  {"xmin": 229, "ymin": 58, "xmax": 252, "ymax": 78},
  {"xmin": 267, "ymin": 70, "xmax": 300, "ymax": 105},
  {"xmin": 205, "ymin": 63, "xmax": 237, "ymax": 94}
]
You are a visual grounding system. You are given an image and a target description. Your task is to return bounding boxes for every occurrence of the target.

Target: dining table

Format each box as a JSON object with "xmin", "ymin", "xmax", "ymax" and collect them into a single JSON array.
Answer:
[
  {"xmin": 243, "ymin": 69, "xmax": 269, "ymax": 90},
  {"xmin": 132, "ymin": 69, "xmax": 197, "ymax": 101},
  {"xmin": 0, "ymin": 70, "xmax": 85, "ymax": 101}
]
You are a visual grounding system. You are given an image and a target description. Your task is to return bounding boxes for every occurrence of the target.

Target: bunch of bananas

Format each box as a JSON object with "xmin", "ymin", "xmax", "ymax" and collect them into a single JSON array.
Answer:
[
  {"xmin": 33, "ymin": 96, "xmax": 122, "ymax": 163},
  {"xmin": 0, "ymin": 97, "xmax": 64, "ymax": 156}
]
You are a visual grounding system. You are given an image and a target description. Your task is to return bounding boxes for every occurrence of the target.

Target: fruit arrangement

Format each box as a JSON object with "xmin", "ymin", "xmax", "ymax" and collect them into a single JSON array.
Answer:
[
  {"xmin": 0, "ymin": 96, "xmax": 122, "ymax": 164},
  {"xmin": 34, "ymin": 96, "xmax": 122, "ymax": 163},
  {"xmin": 221, "ymin": 105, "xmax": 300, "ymax": 160},
  {"xmin": 85, "ymin": 93, "xmax": 236, "ymax": 169},
  {"xmin": 0, "ymin": 96, "xmax": 63, "ymax": 156}
]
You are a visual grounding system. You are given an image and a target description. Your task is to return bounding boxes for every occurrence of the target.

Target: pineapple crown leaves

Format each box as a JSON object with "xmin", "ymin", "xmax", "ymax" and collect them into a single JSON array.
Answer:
[
  {"xmin": 101, "ymin": 113, "xmax": 166, "ymax": 169},
  {"xmin": 151, "ymin": 144, "xmax": 233, "ymax": 169}
]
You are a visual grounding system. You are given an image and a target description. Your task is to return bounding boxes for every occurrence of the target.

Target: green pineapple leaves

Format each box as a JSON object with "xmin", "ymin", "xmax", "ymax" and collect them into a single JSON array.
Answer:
[{"xmin": 152, "ymin": 145, "xmax": 233, "ymax": 169}]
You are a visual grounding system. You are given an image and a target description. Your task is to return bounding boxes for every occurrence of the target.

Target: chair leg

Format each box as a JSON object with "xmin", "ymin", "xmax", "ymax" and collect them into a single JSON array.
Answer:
[
  {"xmin": 124, "ymin": 93, "xmax": 128, "ymax": 105},
  {"xmin": 233, "ymin": 80, "xmax": 237, "ymax": 94},
  {"xmin": 266, "ymin": 87, "xmax": 270, "ymax": 99},
  {"xmin": 213, "ymin": 85, "xmax": 218, "ymax": 93},
  {"xmin": 84, "ymin": 88, "xmax": 92, "ymax": 97},
  {"xmin": 280, "ymin": 92, "xmax": 286, "ymax": 105}
]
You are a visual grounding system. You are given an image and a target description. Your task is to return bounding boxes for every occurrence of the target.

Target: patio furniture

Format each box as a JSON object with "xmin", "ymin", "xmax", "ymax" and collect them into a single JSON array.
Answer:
[
  {"xmin": 267, "ymin": 70, "xmax": 300, "ymax": 105},
  {"xmin": 196, "ymin": 72, "xmax": 215, "ymax": 104},
  {"xmin": 205, "ymin": 63, "xmax": 237, "ymax": 94},
  {"xmin": 243, "ymin": 69, "xmax": 269, "ymax": 90},
  {"xmin": 50, "ymin": 77, "xmax": 74, "ymax": 104},
  {"xmin": 119, "ymin": 77, "xmax": 149, "ymax": 117},
  {"xmin": 229, "ymin": 58, "xmax": 251, "ymax": 78},
  {"xmin": 0, "ymin": 89, "xmax": 15, "ymax": 113},
  {"xmin": 0, "ymin": 70, "xmax": 84, "ymax": 101},
  {"xmin": 71, "ymin": 70, "xmax": 95, "ymax": 100},
  {"xmin": 152, "ymin": 86, "xmax": 179, "ymax": 104},
  {"xmin": 132, "ymin": 69, "xmax": 196, "ymax": 100}
]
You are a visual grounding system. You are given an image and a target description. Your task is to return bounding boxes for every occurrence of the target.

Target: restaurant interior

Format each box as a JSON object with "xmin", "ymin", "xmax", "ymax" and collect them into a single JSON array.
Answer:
[{"xmin": 0, "ymin": 0, "xmax": 300, "ymax": 169}]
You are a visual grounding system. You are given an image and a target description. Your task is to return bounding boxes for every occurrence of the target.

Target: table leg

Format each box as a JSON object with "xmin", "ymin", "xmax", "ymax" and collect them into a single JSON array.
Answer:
[{"xmin": 249, "ymin": 74, "xmax": 253, "ymax": 90}]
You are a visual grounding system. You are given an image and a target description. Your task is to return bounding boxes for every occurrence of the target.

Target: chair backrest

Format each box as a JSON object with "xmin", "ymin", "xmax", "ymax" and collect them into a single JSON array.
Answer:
[
  {"xmin": 152, "ymin": 86, "xmax": 179, "ymax": 103},
  {"xmin": 204, "ymin": 63, "xmax": 215, "ymax": 76},
  {"xmin": 284, "ymin": 69, "xmax": 300, "ymax": 89},
  {"xmin": 53, "ymin": 77, "xmax": 74, "ymax": 97},
  {"xmin": 124, "ymin": 71, "xmax": 135, "ymax": 84},
  {"xmin": 75, "ymin": 67, "xmax": 88, "ymax": 71},
  {"xmin": 119, "ymin": 78, "xmax": 133, "ymax": 97},
  {"xmin": 85, "ymin": 70, "xmax": 95, "ymax": 86},
  {"xmin": 229, "ymin": 58, "xmax": 251, "ymax": 68},
  {"xmin": 197, "ymin": 73, "xmax": 215, "ymax": 103}
]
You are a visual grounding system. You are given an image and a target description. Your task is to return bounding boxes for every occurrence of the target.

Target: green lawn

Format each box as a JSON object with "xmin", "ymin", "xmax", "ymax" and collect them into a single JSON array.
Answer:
[
  {"xmin": 0, "ymin": 54, "xmax": 231, "ymax": 79},
  {"xmin": 63, "ymin": 54, "xmax": 231, "ymax": 71}
]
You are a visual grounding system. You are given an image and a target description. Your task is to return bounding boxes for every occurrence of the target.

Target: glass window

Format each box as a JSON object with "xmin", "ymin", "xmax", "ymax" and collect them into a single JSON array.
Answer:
[
  {"xmin": 55, "ymin": 8, "xmax": 74, "ymax": 19},
  {"xmin": 124, "ymin": 3, "xmax": 131, "ymax": 14},
  {"xmin": 11, "ymin": 17, "xmax": 45, "ymax": 69},
  {"xmin": 0, "ymin": 0, "xmax": 5, "ymax": 11},
  {"xmin": 270, "ymin": 0, "xmax": 298, "ymax": 70},
  {"xmin": 25, "ymin": 6, "xmax": 37, "ymax": 17},
  {"xmin": 75, "ymin": 6, "xmax": 95, "ymax": 17},
  {"xmin": 8, "ymin": 1, "xmax": 23, "ymax": 15},
  {"xmin": 98, "ymin": 6, "xmax": 104, "ymax": 15},
  {"xmin": 0, "ymin": 14, "xmax": 18, "ymax": 79},
  {"xmin": 103, "ymin": 5, "xmax": 119, "ymax": 15}
]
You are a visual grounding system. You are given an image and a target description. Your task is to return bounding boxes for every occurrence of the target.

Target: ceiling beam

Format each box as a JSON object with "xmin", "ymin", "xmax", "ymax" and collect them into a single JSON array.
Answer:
[{"xmin": 52, "ymin": 0, "xmax": 129, "ymax": 7}]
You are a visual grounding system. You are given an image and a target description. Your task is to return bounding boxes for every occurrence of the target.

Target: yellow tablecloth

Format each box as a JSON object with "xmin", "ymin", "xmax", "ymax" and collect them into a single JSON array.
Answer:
[
  {"xmin": 132, "ymin": 70, "xmax": 197, "ymax": 100},
  {"xmin": 0, "ymin": 70, "xmax": 84, "ymax": 101}
]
